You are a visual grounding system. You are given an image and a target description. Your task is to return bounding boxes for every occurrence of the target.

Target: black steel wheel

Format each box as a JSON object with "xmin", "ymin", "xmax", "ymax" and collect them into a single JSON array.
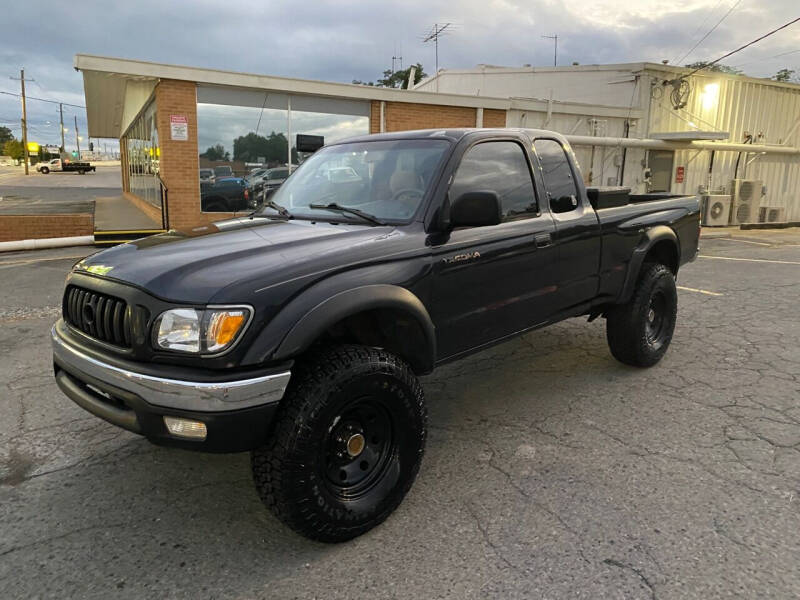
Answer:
[
  {"xmin": 606, "ymin": 262, "xmax": 678, "ymax": 367},
  {"xmin": 252, "ymin": 344, "xmax": 426, "ymax": 543}
]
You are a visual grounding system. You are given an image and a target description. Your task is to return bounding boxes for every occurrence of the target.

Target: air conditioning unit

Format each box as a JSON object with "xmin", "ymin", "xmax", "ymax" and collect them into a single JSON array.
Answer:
[
  {"xmin": 762, "ymin": 206, "xmax": 787, "ymax": 223},
  {"xmin": 730, "ymin": 179, "xmax": 762, "ymax": 224},
  {"xmin": 701, "ymin": 195, "xmax": 732, "ymax": 227}
]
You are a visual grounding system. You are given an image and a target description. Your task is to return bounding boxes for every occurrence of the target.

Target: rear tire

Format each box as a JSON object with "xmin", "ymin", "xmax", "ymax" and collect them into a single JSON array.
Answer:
[
  {"xmin": 40, "ymin": 167, "xmax": 49, "ymax": 174},
  {"xmin": 251, "ymin": 344, "xmax": 426, "ymax": 543},
  {"xmin": 606, "ymin": 262, "xmax": 677, "ymax": 367},
  {"xmin": 77, "ymin": 169, "xmax": 85, "ymax": 175}
]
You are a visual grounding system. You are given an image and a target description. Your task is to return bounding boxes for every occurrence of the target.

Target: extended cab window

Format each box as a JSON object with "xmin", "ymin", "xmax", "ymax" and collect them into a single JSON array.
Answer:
[
  {"xmin": 449, "ymin": 141, "xmax": 538, "ymax": 221},
  {"xmin": 533, "ymin": 139, "xmax": 579, "ymax": 213}
]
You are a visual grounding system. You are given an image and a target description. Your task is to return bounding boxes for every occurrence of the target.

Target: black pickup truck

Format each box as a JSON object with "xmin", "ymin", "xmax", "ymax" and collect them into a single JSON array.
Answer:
[{"xmin": 52, "ymin": 128, "xmax": 700, "ymax": 542}]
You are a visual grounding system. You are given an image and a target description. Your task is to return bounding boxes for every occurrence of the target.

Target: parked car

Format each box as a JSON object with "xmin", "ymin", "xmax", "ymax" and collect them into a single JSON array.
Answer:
[
  {"xmin": 213, "ymin": 165, "xmax": 233, "ymax": 178},
  {"xmin": 249, "ymin": 166, "xmax": 293, "ymax": 196},
  {"xmin": 199, "ymin": 168, "xmax": 215, "ymax": 184},
  {"xmin": 200, "ymin": 177, "xmax": 254, "ymax": 212},
  {"xmin": 52, "ymin": 128, "xmax": 700, "ymax": 543},
  {"xmin": 36, "ymin": 157, "xmax": 96, "ymax": 175}
]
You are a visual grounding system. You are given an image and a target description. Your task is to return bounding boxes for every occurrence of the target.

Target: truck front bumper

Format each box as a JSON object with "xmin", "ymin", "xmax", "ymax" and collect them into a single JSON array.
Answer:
[{"xmin": 51, "ymin": 323, "xmax": 292, "ymax": 452}]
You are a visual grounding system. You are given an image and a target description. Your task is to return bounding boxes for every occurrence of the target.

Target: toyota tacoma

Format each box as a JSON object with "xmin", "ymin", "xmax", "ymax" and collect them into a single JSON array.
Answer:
[{"xmin": 52, "ymin": 128, "xmax": 700, "ymax": 542}]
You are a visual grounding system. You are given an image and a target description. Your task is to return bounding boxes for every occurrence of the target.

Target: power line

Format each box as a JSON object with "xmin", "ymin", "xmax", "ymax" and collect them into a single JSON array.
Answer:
[
  {"xmin": 684, "ymin": 16, "xmax": 800, "ymax": 77},
  {"xmin": 0, "ymin": 89, "xmax": 85, "ymax": 109},
  {"xmin": 733, "ymin": 48, "xmax": 800, "ymax": 68},
  {"xmin": 670, "ymin": 0, "xmax": 726, "ymax": 64},
  {"xmin": 676, "ymin": 0, "xmax": 743, "ymax": 65}
]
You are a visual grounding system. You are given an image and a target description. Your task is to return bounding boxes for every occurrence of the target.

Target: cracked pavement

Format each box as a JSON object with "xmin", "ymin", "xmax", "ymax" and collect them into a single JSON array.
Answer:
[{"xmin": 1, "ymin": 230, "xmax": 800, "ymax": 599}]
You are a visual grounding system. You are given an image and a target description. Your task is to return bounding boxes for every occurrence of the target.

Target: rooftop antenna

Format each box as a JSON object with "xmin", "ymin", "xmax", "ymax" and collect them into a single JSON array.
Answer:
[
  {"xmin": 392, "ymin": 42, "xmax": 403, "ymax": 72},
  {"xmin": 422, "ymin": 22, "xmax": 453, "ymax": 91},
  {"xmin": 541, "ymin": 34, "xmax": 558, "ymax": 66}
]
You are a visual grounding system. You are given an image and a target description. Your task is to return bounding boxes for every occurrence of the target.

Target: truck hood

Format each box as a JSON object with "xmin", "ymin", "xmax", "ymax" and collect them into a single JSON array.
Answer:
[{"xmin": 75, "ymin": 217, "xmax": 408, "ymax": 303}]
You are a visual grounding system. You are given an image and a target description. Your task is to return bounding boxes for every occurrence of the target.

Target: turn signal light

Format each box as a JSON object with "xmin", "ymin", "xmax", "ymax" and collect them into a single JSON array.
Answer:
[
  {"xmin": 164, "ymin": 416, "xmax": 207, "ymax": 440},
  {"xmin": 206, "ymin": 311, "xmax": 246, "ymax": 352}
]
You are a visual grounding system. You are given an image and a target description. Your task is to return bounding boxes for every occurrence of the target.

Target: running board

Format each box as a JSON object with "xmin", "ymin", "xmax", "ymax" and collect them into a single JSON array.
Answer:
[{"xmin": 93, "ymin": 229, "xmax": 166, "ymax": 246}]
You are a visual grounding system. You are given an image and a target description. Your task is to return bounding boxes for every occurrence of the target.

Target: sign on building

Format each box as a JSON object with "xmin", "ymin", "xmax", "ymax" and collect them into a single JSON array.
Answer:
[
  {"xmin": 170, "ymin": 115, "xmax": 188, "ymax": 141},
  {"xmin": 675, "ymin": 166, "xmax": 685, "ymax": 183}
]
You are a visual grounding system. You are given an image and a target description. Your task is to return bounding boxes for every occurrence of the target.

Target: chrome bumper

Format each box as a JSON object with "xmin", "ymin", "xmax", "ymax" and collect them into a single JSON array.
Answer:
[{"xmin": 51, "ymin": 325, "xmax": 291, "ymax": 412}]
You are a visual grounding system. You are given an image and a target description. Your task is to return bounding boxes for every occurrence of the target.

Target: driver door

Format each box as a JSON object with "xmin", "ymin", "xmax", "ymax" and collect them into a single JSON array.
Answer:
[{"xmin": 429, "ymin": 139, "xmax": 559, "ymax": 360}]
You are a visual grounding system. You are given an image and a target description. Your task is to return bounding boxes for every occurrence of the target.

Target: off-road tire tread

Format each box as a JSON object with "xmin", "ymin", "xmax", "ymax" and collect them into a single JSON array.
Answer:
[
  {"xmin": 606, "ymin": 262, "xmax": 677, "ymax": 367},
  {"xmin": 251, "ymin": 344, "xmax": 426, "ymax": 542}
]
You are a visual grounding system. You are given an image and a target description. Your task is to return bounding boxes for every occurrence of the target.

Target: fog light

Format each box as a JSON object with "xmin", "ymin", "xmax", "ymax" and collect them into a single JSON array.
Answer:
[{"xmin": 164, "ymin": 416, "xmax": 207, "ymax": 440}]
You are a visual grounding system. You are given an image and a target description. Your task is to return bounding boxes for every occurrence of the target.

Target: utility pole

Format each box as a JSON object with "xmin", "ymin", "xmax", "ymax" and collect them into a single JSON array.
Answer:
[
  {"xmin": 10, "ymin": 69, "xmax": 33, "ymax": 174},
  {"xmin": 59, "ymin": 103, "xmax": 65, "ymax": 152},
  {"xmin": 74, "ymin": 115, "xmax": 80, "ymax": 157},
  {"xmin": 422, "ymin": 23, "xmax": 452, "ymax": 92},
  {"xmin": 542, "ymin": 34, "xmax": 558, "ymax": 66}
]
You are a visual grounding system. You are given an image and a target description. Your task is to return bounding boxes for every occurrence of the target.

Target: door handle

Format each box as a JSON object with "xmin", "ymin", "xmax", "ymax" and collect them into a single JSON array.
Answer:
[{"xmin": 534, "ymin": 233, "xmax": 552, "ymax": 248}]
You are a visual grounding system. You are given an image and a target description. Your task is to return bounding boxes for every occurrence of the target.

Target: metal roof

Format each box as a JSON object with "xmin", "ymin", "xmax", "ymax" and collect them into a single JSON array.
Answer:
[{"xmin": 74, "ymin": 54, "xmax": 643, "ymax": 139}]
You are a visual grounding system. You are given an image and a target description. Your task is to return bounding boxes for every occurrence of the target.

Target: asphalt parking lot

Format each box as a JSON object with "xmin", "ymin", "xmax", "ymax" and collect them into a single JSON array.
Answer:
[
  {"xmin": 0, "ymin": 165, "xmax": 121, "ymax": 214},
  {"xmin": 1, "ymin": 230, "xmax": 799, "ymax": 599}
]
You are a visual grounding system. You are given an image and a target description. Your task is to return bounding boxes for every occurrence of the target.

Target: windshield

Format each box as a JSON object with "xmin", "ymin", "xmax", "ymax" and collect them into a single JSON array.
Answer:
[{"xmin": 258, "ymin": 139, "xmax": 450, "ymax": 223}]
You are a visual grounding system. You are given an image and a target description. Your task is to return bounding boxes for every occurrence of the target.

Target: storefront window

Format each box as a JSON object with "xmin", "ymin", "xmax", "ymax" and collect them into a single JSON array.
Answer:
[
  {"xmin": 196, "ymin": 86, "xmax": 369, "ymax": 212},
  {"xmin": 122, "ymin": 99, "xmax": 161, "ymax": 209}
]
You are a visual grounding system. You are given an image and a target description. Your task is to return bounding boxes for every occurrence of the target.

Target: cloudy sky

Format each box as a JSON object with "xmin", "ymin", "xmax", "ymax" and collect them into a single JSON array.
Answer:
[{"xmin": 2, "ymin": 0, "xmax": 798, "ymax": 152}]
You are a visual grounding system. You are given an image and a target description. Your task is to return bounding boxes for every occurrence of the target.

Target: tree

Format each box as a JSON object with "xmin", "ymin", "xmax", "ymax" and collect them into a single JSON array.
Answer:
[
  {"xmin": 0, "ymin": 126, "xmax": 13, "ymax": 149},
  {"xmin": 353, "ymin": 63, "xmax": 427, "ymax": 89},
  {"xmin": 684, "ymin": 61, "xmax": 742, "ymax": 75},
  {"xmin": 200, "ymin": 144, "xmax": 229, "ymax": 161},
  {"xmin": 233, "ymin": 131, "xmax": 297, "ymax": 164},
  {"xmin": 3, "ymin": 139, "xmax": 24, "ymax": 161},
  {"xmin": 773, "ymin": 68, "xmax": 796, "ymax": 82}
]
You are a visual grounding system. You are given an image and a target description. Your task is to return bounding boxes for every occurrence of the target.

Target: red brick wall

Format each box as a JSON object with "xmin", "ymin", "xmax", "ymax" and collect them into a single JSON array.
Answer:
[
  {"xmin": 385, "ymin": 102, "xmax": 477, "ymax": 131},
  {"xmin": 153, "ymin": 79, "xmax": 230, "ymax": 230},
  {"xmin": 483, "ymin": 109, "xmax": 507, "ymax": 128},
  {"xmin": 0, "ymin": 214, "xmax": 93, "ymax": 242},
  {"xmin": 369, "ymin": 100, "xmax": 381, "ymax": 134},
  {"xmin": 368, "ymin": 101, "xmax": 507, "ymax": 133}
]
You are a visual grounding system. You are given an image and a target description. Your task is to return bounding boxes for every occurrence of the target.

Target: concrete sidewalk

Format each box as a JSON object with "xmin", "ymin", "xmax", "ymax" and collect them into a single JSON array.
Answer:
[{"xmin": 93, "ymin": 195, "xmax": 161, "ymax": 231}]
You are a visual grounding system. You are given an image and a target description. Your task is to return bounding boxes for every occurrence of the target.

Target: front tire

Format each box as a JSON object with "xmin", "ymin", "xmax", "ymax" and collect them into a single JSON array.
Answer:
[
  {"xmin": 252, "ymin": 344, "xmax": 427, "ymax": 542},
  {"xmin": 606, "ymin": 262, "xmax": 677, "ymax": 367}
]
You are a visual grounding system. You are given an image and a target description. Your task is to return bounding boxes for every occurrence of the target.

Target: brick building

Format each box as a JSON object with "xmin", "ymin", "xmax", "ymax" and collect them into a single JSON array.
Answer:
[{"xmin": 77, "ymin": 55, "xmax": 524, "ymax": 231}]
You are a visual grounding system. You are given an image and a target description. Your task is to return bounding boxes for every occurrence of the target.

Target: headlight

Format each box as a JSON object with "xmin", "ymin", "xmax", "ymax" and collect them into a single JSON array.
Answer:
[{"xmin": 153, "ymin": 306, "xmax": 252, "ymax": 354}]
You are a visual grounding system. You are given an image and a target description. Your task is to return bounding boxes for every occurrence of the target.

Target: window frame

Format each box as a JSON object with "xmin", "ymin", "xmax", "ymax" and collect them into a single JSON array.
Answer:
[
  {"xmin": 447, "ymin": 138, "xmax": 542, "ymax": 223},
  {"xmin": 531, "ymin": 137, "xmax": 581, "ymax": 214}
]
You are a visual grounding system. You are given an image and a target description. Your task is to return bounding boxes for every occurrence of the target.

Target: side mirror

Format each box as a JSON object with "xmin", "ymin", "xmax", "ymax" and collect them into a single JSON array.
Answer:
[{"xmin": 450, "ymin": 191, "xmax": 502, "ymax": 228}]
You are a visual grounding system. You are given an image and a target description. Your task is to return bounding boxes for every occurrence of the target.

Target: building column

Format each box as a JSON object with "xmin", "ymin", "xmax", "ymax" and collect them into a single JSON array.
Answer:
[{"xmin": 154, "ymin": 79, "xmax": 202, "ymax": 230}]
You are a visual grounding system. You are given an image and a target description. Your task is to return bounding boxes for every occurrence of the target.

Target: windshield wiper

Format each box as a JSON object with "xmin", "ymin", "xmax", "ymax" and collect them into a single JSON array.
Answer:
[
  {"xmin": 308, "ymin": 202, "xmax": 386, "ymax": 226},
  {"xmin": 259, "ymin": 200, "xmax": 293, "ymax": 219}
]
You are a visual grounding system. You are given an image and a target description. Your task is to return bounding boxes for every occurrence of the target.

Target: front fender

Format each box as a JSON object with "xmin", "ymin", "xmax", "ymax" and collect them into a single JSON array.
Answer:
[{"xmin": 242, "ymin": 283, "xmax": 436, "ymax": 371}]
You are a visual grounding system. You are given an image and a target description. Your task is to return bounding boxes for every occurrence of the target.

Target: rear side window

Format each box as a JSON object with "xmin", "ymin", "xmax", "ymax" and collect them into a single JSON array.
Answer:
[
  {"xmin": 449, "ymin": 141, "xmax": 538, "ymax": 221},
  {"xmin": 533, "ymin": 139, "xmax": 579, "ymax": 213}
]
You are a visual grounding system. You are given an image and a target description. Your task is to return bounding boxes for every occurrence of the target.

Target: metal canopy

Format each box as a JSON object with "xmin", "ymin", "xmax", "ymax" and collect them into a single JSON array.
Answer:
[
  {"xmin": 650, "ymin": 131, "xmax": 730, "ymax": 141},
  {"xmin": 565, "ymin": 135, "xmax": 800, "ymax": 156}
]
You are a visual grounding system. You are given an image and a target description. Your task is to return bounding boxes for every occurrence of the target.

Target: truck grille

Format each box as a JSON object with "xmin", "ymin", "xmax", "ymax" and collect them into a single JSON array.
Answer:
[{"xmin": 64, "ymin": 286, "xmax": 132, "ymax": 348}]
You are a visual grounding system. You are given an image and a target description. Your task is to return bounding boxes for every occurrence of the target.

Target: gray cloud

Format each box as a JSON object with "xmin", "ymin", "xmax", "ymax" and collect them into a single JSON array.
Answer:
[{"xmin": 2, "ymin": 0, "xmax": 798, "ymax": 150}]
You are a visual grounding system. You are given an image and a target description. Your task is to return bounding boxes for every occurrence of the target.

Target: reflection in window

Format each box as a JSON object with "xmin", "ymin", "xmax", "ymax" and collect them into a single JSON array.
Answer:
[
  {"xmin": 261, "ymin": 139, "xmax": 449, "ymax": 222},
  {"xmin": 122, "ymin": 100, "xmax": 161, "ymax": 210},
  {"xmin": 197, "ymin": 96, "xmax": 369, "ymax": 212},
  {"xmin": 449, "ymin": 141, "xmax": 538, "ymax": 220},
  {"xmin": 533, "ymin": 139, "xmax": 579, "ymax": 212}
]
